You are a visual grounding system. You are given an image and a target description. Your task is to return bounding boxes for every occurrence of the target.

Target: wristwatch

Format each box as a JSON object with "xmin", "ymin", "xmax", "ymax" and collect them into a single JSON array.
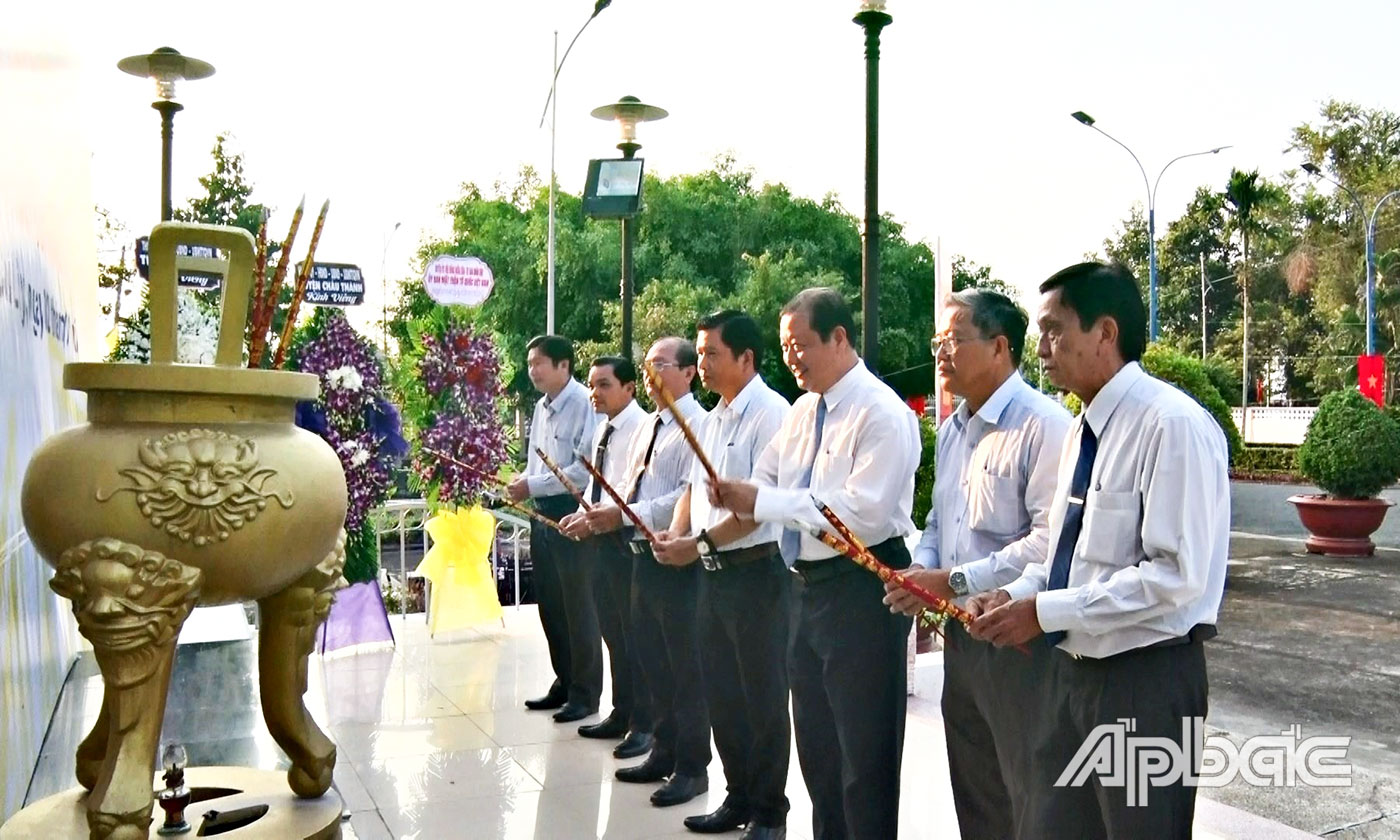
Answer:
[
  {"xmin": 948, "ymin": 569, "xmax": 970, "ymax": 597},
  {"xmin": 696, "ymin": 529, "xmax": 718, "ymax": 558}
]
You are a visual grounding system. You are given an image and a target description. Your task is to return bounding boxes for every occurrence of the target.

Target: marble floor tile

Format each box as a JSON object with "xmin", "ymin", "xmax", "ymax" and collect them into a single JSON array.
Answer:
[
  {"xmin": 353, "ymin": 745, "xmax": 543, "ymax": 812},
  {"xmin": 467, "ymin": 708, "xmax": 606, "ymax": 748},
  {"xmin": 331, "ymin": 716, "xmax": 496, "ymax": 763}
]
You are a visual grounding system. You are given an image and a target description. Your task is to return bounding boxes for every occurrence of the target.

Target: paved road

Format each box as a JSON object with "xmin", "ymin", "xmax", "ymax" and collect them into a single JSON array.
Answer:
[
  {"xmin": 1232, "ymin": 481, "xmax": 1400, "ymax": 548},
  {"xmin": 1207, "ymin": 535, "xmax": 1400, "ymax": 838}
]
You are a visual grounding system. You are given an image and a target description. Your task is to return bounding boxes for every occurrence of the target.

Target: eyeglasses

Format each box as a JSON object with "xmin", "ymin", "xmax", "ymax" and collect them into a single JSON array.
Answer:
[
  {"xmin": 930, "ymin": 333, "xmax": 990, "ymax": 355},
  {"xmin": 649, "ymin": 360, "xmax": 682, "ymax": 371}
]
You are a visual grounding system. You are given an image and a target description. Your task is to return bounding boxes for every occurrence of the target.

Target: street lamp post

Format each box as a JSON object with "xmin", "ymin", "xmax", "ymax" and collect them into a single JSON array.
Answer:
[
  {"xmin": 1301, "ymin": 163, "xmax": 1400, "ymax": 356},
  {"xmin": 118, "ymin": 47, "xmax": 215, "ymax": 222},
  {"xmin": 381, "ymin": 221, "xmax": 401, "ymax": 355},
  {"xmin": 539, "ymin": 0, "xmax": 613, "ymax": 335},
  {"xmin": 855, "ymin": 1, "xmax": 892, "ymax": 369},
  {"xmin": 590, "ymin": 96, "xmax": 668, "ymax": 359},
  {"xmin": 1071, "ymin": 111, "xmax": 1229, "ymax": 341}
]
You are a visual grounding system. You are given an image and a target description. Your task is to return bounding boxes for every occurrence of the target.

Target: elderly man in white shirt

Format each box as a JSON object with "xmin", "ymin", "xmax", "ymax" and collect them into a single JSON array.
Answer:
[
  {"xmin": 711, "ymin": 288, "xmax": 921, "ymax": 840},
  {"xmin": 970, "ymin": 261, "xmax": 1229, "ymax": 840},
  {"xmin": 884, "ymin": 288, "xmax": 1069, "ymax": 840}
]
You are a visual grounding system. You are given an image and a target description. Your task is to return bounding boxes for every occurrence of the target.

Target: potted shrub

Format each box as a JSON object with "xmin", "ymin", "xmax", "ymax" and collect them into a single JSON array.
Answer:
[{"xmin": 1289, "ymin": 389, "xmax": 1400, "ymax": 556}]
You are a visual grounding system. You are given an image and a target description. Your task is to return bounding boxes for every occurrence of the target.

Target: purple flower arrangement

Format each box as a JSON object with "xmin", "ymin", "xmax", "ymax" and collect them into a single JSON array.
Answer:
[
  {"xmin": 289, "ymin": 308, "xmax": 408, "ymax": 583},
  {"xmin": 410, "ymin": 326, "xmax": 508, "ymax": 507}
]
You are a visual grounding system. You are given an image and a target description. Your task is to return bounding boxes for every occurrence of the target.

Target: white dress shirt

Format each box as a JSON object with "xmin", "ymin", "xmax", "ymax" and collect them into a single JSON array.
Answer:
[
  {"xmin": 914, "ymin": 372, "xmax": 1072, "ymax": 597},
  {"xmin": 576, "ymin": 400, "xmax": 648, "ymax": 514},
  {"xmin": 689, "ymin": 374, "xmax": 791, "ymax": 550},
  {"xmin": 1002, "ymin": 362, "xmax": 1230, "ymax": 658},
  {"xmin": 752, "ymin": 361, "xmax": 921, "ymax": 561},
  {"xmin": 525, "ymin": 378, "xmax": 601, "ymax": 498},
  {"xmin": 624, "ymin": 392, "xmax": 708, "ymax": 533}
]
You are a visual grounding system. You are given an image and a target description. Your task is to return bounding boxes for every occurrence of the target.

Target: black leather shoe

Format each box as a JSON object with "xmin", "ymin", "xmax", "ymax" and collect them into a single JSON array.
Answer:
[
  {"xmin": 613, "ymin": 730, "xmax": 653, "ymax": 759},
  {"xmin": 683, "ymin": 803, "xmax": 749, "ymax": 833},
  {"xmin": 738, "ymin": 826, "xmax": 785, "ymax": 840},
  {"xmin": 524, "ymin": 690, "xmax": 566, "ymax": 711},
  {"xmin": 552, "ymin": 702, "xmax": 597, "ymax": 723},
  {"xmin": 615, "ymin": 754, "xmax": 673, "ymax": 783},
  {"xmin": 651, "ymin": 773, "xmax": 708, "ymax": 807},
  {"xmin": 578, "ymin": 714, "xmax": 627, "ymax": 739}
]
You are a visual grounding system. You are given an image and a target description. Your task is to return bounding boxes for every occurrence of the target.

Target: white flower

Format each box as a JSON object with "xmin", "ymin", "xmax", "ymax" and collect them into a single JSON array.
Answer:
[
  {"xmin": 326, "ymin": 365, "xmax": 364, "ymax": 392},
  {"xmin": 339, "ymin": 439, "xmax": 372, "ymax": 468}
]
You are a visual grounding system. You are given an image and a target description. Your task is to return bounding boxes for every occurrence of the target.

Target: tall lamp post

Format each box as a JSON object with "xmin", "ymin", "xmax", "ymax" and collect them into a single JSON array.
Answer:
[
  {"xmin": 539, "ymin": 0, "xmax": 613, "ymax": 335},
  {"xmin": 1301, "ymin": 163, "xmax": 1400, "ymax": 356},
  {"xmin": 855, "ymin": 1, "xmax": 892, "ymax": 369},
  {"xmin": 118, "ymin": 47, "xmax": 215, "ymax": 222},
  {"xmin": 381, "ymin": 221, "xmax": 401, "ymax": 354},
  {"xmin": 590, "ymin": 96, "xmax": 667, "ymax": 359},
  {"xmin": 1071, "ymin": 111, "xmax": 1228, "ymax": 341}
]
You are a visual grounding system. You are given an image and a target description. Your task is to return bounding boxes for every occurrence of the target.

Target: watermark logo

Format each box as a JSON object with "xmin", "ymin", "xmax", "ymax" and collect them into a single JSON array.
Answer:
[{"xmin": 1056, "ymin": 718, "xmax": 1352, "ymax": 806}]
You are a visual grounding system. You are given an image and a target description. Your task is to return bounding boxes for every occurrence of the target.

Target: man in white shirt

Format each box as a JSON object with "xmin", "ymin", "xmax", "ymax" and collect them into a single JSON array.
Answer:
[
  {"xmin": 883, "ymin": 289, "xmax": 1070, "ymax": 840},
  {"xmin": 710, "ymin": 288, "xmax": 921, "ymax": 840},
  {"xmin": 591, "ymin": 338, "xmax": 713, "ymax": 810},
  {"xmin": 969, "ymin": 262, "xmax": 1229, "ymax": 840},
  {"xmin": 507, "ymin": 335, "xmax": 601, "ymax": 719},
  {"xmin": 561, "ymin": 356, "xmax": 653, "ymax": 759},
  {"xmin": 652, "ymin": 311, "xmax": 792, "ymax": 840}
]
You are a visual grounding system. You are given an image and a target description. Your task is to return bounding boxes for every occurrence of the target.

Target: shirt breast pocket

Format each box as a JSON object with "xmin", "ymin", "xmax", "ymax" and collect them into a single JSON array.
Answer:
[
  {"xmin": 721, "ymin": 444, "xmax": 753, "ymax": 480},
  {"xmin": 968, "ymin": 473, "xmax": 1021, "ymax": 536},
  {"xmin": 1076, "ymin": 489, "xmax": 1141, "ymax": 566}
]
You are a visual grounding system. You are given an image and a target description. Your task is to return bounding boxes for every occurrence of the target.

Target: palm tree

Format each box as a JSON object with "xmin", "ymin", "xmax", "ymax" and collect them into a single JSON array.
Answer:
[{"xmin": 1225, "ymin": 169, "xmax": 1286, "ymax": 421}]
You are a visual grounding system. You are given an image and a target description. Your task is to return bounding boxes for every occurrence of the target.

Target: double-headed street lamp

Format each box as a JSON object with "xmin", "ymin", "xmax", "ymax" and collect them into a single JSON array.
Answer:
[
  {"xmin": 1071, "ymin": 111, "xmax": 1229, "ymax": 341},
  {"xmin": 855, "ymin": 1, "xmax": 892, "ymax": 369},
  {"xmin": 118, "ymin": 47, "xmax": 215, "ymax": 222},
  {"xmin": 1301, "ymin": 162, "xmax": 1400, "ymax": 356},
  {"xmin": 539, "ymin": 0, "xmax": 613, "ymax": 335},
  {"xmin": 590, "ymin": 96, "xmax": 667, "ymax": 359}
]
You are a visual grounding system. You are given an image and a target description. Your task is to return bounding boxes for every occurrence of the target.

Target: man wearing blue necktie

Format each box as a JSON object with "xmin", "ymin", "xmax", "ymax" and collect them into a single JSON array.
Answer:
[
  {"xmin": 969, "ymin": 262, "xmax": 1229, "ymax": 840},
  {"xmin": 710, "ymin": 288, "xmax": 921, "ymax": 840}
]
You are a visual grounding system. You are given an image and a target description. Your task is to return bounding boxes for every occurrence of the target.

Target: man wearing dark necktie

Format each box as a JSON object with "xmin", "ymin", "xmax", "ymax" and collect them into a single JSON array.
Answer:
[
  {"xmin": 969, "ymin": 262, "xmax": 1229, "ymax": 840},
  {"xmin": 587, "ymin": 337, "xmax": 712, "ymax": 810},
  {"xmin": 561, "ymin": 357, "xmax": 653, "ymax": 757},
  {"xmin": 709, "ymin": 289, "xmax": 921, "ymax": 840}
]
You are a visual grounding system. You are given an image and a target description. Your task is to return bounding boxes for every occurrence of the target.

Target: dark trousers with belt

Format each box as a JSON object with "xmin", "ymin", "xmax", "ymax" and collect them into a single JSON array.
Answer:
[
  {"xmin": 631, "ymin": 547, "xmax": 711, "ymax": 776},
  {"xmin": 530, "ymin": 494, "xmax": 602, "ymax": 707},
  {"xmin": 589, "ymin": 532, "xmax": 650, "ymax": 731},
  {"xmin": 790, "ymin": 538, "xmax": 914, "ymax": 840},
  {"xmin": 1028, "ymin": 636, "xmax": 1209, "ymax": 840},
  {"xmin": 943, "ymin": 620, "xmax": 1055, "ymax": 840},
  {"xmin": 698, "ymin": 545, "xmax": 792, "ymax": 827}
]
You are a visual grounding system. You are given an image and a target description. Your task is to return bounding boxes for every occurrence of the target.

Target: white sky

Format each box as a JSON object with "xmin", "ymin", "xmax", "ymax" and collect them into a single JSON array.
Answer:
[{"xmin": 22, "ymin": 0, "xmax": 1400, "ymax": 334}]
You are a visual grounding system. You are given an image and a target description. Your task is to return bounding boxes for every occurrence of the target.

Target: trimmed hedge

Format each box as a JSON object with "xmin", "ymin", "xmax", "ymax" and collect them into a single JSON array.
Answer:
[
  {"xmin": 912, "ymin": 415, "xmax": 937, "ymax": 527},
  {"xmin": 1233, "ymin": 445, "xmax": 1299, "ymax": 477},
  {"xmin": 1298, "ymin": 389, "xmax": 1400, "ymax": 499}
]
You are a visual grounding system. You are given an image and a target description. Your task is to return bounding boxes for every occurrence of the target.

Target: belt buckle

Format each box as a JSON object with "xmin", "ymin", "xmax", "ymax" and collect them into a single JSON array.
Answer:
[{"xmin": 701, "ymin": 555, "xmax": 720, "ymax": 572}]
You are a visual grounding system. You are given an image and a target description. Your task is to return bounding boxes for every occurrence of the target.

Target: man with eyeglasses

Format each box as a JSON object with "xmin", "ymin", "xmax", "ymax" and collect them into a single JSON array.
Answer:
[
  {"xmin": 597, "ymin": 337, "xmax": 713, "ymax": 810},
  {"xmin": 884, "ymin": 288, "xmax": 1070, "ymax": 840}
]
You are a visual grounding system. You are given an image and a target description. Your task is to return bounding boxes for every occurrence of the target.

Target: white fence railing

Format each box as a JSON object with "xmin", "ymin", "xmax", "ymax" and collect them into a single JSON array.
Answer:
[
  {"xmin": 1229, "ymin": 407, "xmax": 1316, "ymax": 446},
  {"xmin": 370, "ymin": 499, "xmax": 530, "ymax": 623}
]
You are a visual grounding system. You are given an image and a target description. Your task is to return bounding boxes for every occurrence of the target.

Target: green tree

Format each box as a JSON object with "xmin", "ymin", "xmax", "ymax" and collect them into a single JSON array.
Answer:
[
  {"xmin": 1224, "ymin": 168, "xmax": 1287, "ymax": 407},
  {"xmin": 95, "ymin": 206, "xmax": 136, "ymax": 333},
  {"xmin": 172, "ymin": 133, "xmax": 269, "ymax": 235}
]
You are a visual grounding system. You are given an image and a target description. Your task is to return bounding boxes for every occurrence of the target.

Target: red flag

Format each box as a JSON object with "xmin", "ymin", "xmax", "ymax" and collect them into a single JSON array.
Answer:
[{"xmin": 1359, "ymin": 354, "xmax": 1386, "ymax": 406}]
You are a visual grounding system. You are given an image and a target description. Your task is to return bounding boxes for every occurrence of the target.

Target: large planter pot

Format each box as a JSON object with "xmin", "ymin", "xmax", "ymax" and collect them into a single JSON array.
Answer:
[
  {"xmin": 1287, "ymin": 494, "xmax": 1394, "ymax": 556},
  {"xmin": 13, "ymin": 223, "xmax": 349, "ymax": 840}
]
